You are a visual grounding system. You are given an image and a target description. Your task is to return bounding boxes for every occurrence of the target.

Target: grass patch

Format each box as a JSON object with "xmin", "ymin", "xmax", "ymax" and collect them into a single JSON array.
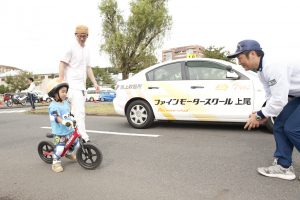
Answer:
[
  {"xmin": 31, "ymin": 102, "xmax": 118, "ymax": 116},
  {"xmin": 86, "ymin": 102, "xmax": 117, "ymax": 116}
]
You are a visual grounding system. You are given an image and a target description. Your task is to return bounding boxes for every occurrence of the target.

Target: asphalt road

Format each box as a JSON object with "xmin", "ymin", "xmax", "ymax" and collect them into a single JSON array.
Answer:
[{"xmin": 0, "ymin": 111, "xmax": 300, "ymax": 200}]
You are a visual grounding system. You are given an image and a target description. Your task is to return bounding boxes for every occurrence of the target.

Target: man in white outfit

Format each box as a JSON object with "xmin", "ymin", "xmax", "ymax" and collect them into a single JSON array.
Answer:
[{"xmin": 58, "ymin": 25, "xmax": 100, "ymax": 142}]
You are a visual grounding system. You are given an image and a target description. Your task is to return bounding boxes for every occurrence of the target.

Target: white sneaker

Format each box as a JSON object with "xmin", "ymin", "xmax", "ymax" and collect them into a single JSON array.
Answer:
[
  {"xmin": 52, "ymin": 161, "xmax": 63, "ymax": 173},
  {"xmin": 257, "ymin": 160, "xmax": 296, "ymax": 180}
]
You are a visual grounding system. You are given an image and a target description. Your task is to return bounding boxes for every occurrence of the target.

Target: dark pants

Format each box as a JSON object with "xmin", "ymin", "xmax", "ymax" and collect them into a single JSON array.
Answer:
[
  {"xmin": 28, "ymin": 93, "xmax": 35, "ymax": 109},
  {"xmin": 273, "ymin": 97, "xmax": 300, "ymax": 167}
]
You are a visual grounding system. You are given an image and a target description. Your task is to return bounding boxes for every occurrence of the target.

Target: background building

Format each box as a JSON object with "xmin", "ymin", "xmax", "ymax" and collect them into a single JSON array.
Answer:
[
  {"xmin": 162, "ymin": 45, "xmax": 205, "ymax": 62},
  {"xmin": 0, "ymin": 65, "xmax": 21, "ymax": 73},
  {"xmin": 0, "ymin": 64, "xmax": 59, "ymax": 92},
  {"xmin": 0, "ymin": 65, "xmax": 23, "ymax": 86}
]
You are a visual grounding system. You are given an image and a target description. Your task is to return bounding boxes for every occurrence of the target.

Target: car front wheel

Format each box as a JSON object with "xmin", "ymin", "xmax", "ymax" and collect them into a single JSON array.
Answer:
[{"xmin": 126, "ymin": 100, "xmax": 154, "ymax": 129}]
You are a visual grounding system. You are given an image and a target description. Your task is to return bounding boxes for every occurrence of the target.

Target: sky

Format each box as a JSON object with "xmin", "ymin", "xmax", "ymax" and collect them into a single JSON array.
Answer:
[{"xmin": 1, "ymin": 0, "xmax": 300, "ymax": 74}]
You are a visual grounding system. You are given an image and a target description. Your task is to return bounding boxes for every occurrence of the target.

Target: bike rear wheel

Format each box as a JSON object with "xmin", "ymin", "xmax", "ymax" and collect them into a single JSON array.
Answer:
[
  {"xmin": 38, "ymin": 141, "xmax": 55, "ymax": 164},
  {"xmin": 21, "ymin": 100, "xmax": 27, "ymax": 106},
  {"xmin": 6, "ymin": 100, "xmax": 13, "ymax": 107},
  {"xmin": 76, "ymin": 143, "xmax": 103, "ymax": 170}
]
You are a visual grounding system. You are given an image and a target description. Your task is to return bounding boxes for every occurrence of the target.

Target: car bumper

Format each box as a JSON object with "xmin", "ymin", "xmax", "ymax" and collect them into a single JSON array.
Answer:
[{"xmin": 113, "ymin": 98, "xmax": 125, "ymax": 116}]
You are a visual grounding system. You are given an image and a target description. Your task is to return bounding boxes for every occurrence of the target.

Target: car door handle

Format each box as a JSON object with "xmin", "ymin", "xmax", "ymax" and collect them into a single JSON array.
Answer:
[
  {"xmin": 148, "ymin": 87, "xmax": 159, "ymax": 89},
  {"xmin": 191, "ymin": 86, "xmax": 204, "ymax": 89}
]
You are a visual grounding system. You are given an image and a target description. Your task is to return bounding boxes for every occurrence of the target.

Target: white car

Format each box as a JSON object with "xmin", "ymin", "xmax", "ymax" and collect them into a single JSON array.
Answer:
[
  {"xmin": 33, "ymin": 90, "xmax": 52, "ymax": 103},
  {"xmin": 86, "ymin": 87, "xmax": 115, "ymax": 102},
  {"xmin": 113, "ymin": 58, "xmax": 274, "ymax": 132},
  {"xmin": 86, "ymin": 88, "xmax": 99, "ymax": 102}
]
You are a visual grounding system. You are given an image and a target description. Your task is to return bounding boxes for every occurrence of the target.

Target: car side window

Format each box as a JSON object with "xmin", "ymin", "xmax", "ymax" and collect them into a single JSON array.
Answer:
[
  {"xmin": 147, "ymin": 63, "xmax": 182, "ymax": 81},
  {"xmin": 186, "ymin": 61, "xmax": 228, "ymax": 80}
]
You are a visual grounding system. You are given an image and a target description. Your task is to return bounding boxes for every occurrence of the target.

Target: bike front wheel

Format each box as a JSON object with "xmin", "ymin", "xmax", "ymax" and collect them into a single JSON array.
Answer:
[
  {"xmin": 21, "ymin": 100, "xmax": 27, "ymax": 106},
  {"xmin": 76, "ymin": 143, "xmax": 103, "ymax": 170},
  {"xmin": 38, "ymin": 141, "xmax": 54, "ymax": 164}
]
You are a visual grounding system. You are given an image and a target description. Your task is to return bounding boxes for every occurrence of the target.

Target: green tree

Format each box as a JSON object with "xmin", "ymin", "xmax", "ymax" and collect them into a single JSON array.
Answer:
[
  {"xmin": 107, "ymin": 66, "xmax": 120, "ymax": 74},
  {"xmin": 86, "ymin": 67, "xmax": 115, "ymax": 88},
  {"xmin": 99, "ymin": 0, "xmax": 172, "ymax": 79},
  {"xmin": 203, "ymin": 46, "xmax": 234, "ymax": 63},
  {"xmin": 5, "ymin": 71, "xmax": 33, "ymax": 92},
  {"xmin": 0, "ymin": 85, "xmax": 10, "ymax": 94}
]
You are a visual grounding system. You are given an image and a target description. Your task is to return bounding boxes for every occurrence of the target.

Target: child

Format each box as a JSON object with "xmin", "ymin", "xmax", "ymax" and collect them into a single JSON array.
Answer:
[{"xmin": 47, "ymin": 78, "xmax": 79, "ymax": 173}]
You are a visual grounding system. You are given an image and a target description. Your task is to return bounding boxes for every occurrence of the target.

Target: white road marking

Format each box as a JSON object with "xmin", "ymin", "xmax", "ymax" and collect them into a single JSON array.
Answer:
[
  {"xmin": 40, "ymin": 127, "xmax": 160, "ymax": 138},
  {"xmin": 0, "ymin": 110, "xmax": 26, "ymax": 114}
]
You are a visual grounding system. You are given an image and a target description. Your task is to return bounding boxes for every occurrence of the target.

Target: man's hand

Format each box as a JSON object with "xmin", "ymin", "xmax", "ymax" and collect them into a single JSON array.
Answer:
[
  {"xmin": 58, "ymin": 78, "xmax": 64, "ymax": 82},
  {"xmin": 62, "ymin": 119, "xmax": 73, "ymax": 127},
  {"xmin": 94, "ymin": 84, "xmax": 100, "ymax": 93},
  {"xmin": 244, "ymin": 113, "xmax": 268, "ymax": 130},
  {"xmin": 244, "ymin": 113, "xmax": 260, "ymax": 130}
]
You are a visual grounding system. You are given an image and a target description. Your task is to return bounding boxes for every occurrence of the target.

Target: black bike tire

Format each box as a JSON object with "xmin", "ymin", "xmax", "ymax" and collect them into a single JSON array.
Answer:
[
  {"xmin": 6, "ymin": 100, "xmax": 13, "ymax": 107},
  {"xmin": 76, "ymin": 143, "xmax": 102, "ymax": 170},
  {"xmin": 21, "ymin": 100, "xmax": 27, "ymax": 106},
  {"xmin": 38, "ymin": 141, "xmax": 55, "ymax": 164}
]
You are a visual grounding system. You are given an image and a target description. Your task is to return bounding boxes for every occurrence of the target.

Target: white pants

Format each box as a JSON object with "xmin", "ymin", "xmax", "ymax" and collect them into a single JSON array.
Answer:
[{"xmin": 68, "ymin": 88, "xmax": 89, "ymax": 141}]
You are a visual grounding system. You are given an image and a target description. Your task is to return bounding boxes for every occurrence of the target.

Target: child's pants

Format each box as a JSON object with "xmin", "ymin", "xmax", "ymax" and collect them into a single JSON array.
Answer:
[{"xmin": 53, "ymin": 135, "xmax": 79, "ymax": 160}]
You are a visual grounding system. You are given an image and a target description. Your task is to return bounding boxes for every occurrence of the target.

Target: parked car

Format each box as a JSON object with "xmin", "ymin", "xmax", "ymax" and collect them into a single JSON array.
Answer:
[
  {"xmin": 33, "ymin": 90, "xmax": 52, "ymax": 103},
  {"xmin": 100, "ymin": 87, "xmax": 115, "ymax": 92},
  {"xmin": 86, "ymin": 88, "xmax": 100, "ymax": 102},
  {"xmin": 113, "ymin": 58, "xmax": 274, "ymax": 132},
  {"xmin": 99, "ymin": 91, "xmax": 116, "ymax": 102},
  {"xmin": 86, "ymin": 87, "xmax": 115, "ymax": 102}
]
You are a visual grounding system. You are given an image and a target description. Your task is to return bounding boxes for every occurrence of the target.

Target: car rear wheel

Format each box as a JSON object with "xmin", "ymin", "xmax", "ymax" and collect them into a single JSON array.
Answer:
[
  {"xmin": 126, "ymin": 100, "xmax": 154, "ymax": 129},
  {"xmin": 89, "ymin": 97, "xmax": 94, "ymax": 102},
  {"xmin": 46, "ymin": 98, "xmax": 52, "ymax": 103}
]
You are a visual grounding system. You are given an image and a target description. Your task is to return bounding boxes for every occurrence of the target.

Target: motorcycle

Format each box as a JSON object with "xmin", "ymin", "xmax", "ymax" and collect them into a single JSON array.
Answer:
[{"xmin": 6, "ymin": 93, "xmax": 28, "ymax": 107}]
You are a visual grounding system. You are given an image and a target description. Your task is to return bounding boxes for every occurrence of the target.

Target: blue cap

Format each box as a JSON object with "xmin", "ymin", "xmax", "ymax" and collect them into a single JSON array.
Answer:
[{"xmin": 227, "ymin": 40, "xmax": 262, "ymax": 58}]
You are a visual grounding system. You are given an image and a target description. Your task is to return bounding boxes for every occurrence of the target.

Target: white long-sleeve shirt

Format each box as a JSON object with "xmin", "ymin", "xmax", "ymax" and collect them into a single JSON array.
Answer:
[
  {"xmin": 258, "ymin": 57, "xmax": 300, "ymax": 117},
  {"xmin": 26, "ymin": 82, "xmax": 36, "ymax": 94}
]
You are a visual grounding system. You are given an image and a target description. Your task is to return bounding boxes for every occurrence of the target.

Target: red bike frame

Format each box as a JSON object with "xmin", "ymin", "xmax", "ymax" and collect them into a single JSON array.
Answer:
[{"xmin": 44, "ymin": 126, "xmax": 81, "ymax": 158}]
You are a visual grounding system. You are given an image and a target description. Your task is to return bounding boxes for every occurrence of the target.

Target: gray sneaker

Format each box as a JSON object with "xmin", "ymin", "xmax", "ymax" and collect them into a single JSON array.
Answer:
[{"xmin": 257, "ymin": 160, "xmax": 296, "ymax": 180}]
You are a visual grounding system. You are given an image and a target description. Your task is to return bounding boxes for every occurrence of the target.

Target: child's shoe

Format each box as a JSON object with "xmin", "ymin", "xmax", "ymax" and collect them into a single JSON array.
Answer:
[
  {"xmin": 52, "ymin": 161, "xmax": 63, "ymax": 173},
  {"xmin": 65, "ymin": 153, "xmax": 76, "ymax": 161}
]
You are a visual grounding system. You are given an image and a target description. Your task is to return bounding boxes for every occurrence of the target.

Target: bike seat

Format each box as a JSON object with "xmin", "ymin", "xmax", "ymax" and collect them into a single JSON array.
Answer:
[{"xmin": 46, "ymin": 133, "xmax": 54, "ymax": 138}]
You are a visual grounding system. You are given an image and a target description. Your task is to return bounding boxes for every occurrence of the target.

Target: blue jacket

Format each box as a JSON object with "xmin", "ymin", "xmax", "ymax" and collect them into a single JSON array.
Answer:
[{"xmin": 48, "ymin": 100, "xmax": 74, "ymax": 136}]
